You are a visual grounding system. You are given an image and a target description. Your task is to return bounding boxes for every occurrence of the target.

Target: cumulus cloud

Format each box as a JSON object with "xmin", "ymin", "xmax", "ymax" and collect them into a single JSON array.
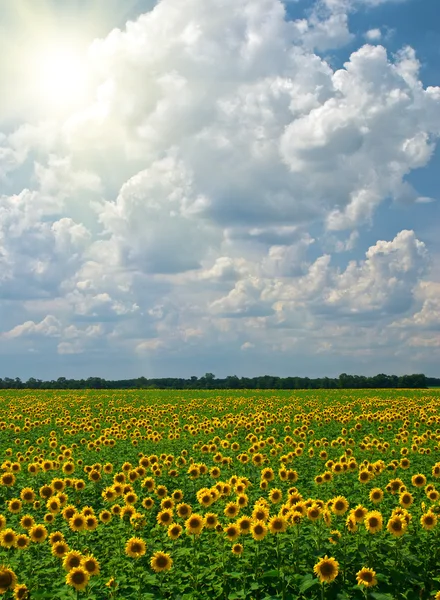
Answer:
[
  {"xmin": 365, "ymin": 28, "xmax": 382, "ymax": 41},
  {"xmin": 0, "ymin": 0, "xmax": 439, "ymax": 376},
  {"xmin": 2, "ymin": 315, "xmax": 62, "ymax": 339}
]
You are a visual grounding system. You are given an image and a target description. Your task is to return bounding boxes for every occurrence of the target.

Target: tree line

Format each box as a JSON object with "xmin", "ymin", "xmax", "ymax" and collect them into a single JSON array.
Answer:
[{"xmin": 0, "ymin": 373, "xmax": 436, "ymax": 390}]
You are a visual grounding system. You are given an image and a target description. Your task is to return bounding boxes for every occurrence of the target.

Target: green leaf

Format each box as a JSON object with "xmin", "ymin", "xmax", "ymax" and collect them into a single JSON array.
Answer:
[
  {"xmin": 261, "ymin": 569, "xmax": 279, "ymax": 579},
  {"xmin": 299, "ymin": 574, "xmax": 320, "ymax": 593}
]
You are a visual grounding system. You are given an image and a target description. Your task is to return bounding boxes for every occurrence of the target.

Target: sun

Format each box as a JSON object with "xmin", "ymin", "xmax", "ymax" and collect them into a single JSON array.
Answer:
[{"xmin": 32, "ymin": 44, "xmax": 91, "ymax": 113}]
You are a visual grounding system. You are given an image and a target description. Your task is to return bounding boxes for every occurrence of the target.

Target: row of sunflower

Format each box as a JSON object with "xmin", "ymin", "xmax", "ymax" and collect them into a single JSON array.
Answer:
[{"xmin": 1, "ymin": 388, "xmax": 440, "ymax": 598}]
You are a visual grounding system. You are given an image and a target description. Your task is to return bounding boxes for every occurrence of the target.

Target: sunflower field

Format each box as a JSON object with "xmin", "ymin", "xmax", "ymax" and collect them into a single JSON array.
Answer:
[{"xmin": 1, "ymin": 388, "xmax": 440, "ymax": 599}]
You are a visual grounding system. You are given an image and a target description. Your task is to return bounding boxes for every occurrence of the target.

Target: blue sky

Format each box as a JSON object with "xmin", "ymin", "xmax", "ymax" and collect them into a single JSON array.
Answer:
[{"xmin": 0, "ymin": 0, "xmax": 439, "ymax": 380}]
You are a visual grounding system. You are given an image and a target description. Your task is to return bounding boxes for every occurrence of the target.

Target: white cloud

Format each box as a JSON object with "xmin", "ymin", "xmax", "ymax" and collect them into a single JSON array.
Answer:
[
  {"xmin": 2, "ymin": 315, "xmax": 62, "ymax": 339},
  {"xmin": 0, "ymin": 0, "xmax": 439, "ymax": 376},
  {"xmin": 365, "ymin": 28, "xmax": 382, "ymax": 41}
]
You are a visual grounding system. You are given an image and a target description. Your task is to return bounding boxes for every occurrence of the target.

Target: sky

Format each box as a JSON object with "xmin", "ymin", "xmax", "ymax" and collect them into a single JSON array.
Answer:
[{"xmin": 0, "ymin": 0, "xmax": 439, "ymax": 380}]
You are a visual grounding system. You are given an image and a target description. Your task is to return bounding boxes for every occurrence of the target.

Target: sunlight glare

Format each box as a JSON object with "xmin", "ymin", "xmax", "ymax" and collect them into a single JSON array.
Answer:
[{"xmin": 33, "ymin": 45, "xmax": 91, "ymax": 112}]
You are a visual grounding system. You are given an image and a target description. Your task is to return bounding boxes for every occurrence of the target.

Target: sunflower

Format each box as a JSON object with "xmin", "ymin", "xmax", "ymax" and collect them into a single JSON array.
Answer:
[
  {"xmin": 364, "ymin": 511, "xmax": 383, "ymax": 534},
  {"xmin": 252, "ymin": 504, "xmax": 269, "ymax": 522},
  {"xmin": 69, "ymin": 513, "xmax": 86, "ymax": 532},
  {"xmin": 161, "ymin": 497, "xmax": 175, "ymax": 510},
  {"xmin": 420, "ymin": 511, "xmax": 437, "ymax": 531},
  {"xmin": 156, "ymin": 485, "xmax": 168, "ymax": 498},
  {"xmin": 84, "ymin": 515, "xmax": 98, "ymax": 531},
  {"xmin": 234, "ymin": 516, "xmax": 251, "ymax": 535},
  {"xmin": 51, "ymin": 478, "xmax": 65, "ymax": 492},
  {"xmin": 63, "ymin": 550, "xmax": 83, "ymax": 571},
  {"xmin": 51, "ymin": 541, "xmax": 69, "ymax": 558},
  {"xmin": 0, "ymin": 528, "xmax": 17, "ymax": 549},
  {"xmin": 313, "ymin": 556, "xmax": 339, "ymax": 584},
  {"xmin": 251, "ymin": 520, "xmax": 267, "ymax": 541},
  {"xmin": 346, "ymin": 514, "xmax": 358, "ymax": 533},
  {"xmin": 388, "ymin": 478, "xmax": 404, "ymax": 494},
  {"xmin": 48, "ymin": 531, "xmax": 64, "ymax": 545},
  {"xmin": 15, "ymin": 534, "xmax": 30, "ymax": 550},
  {"xmin": 150, "ymin": 551, "xmax": 173, "ymax": 572},
  {"xmin": 393, "ymin": 507, "xmax": 411, "ymax": 525},
  {"xmin": 399, "ymin": 492, "xmax": 413, "ymax": 508},
  {"xmin": 39, "ymin": 485, "xmax": 53, "ymax": 500},
  {"xmin": 358, "ymin": 470, "xmax": 370, "ymax": 483},
  {"xmin": 351, "ymin": 505, "xmax": 368, "ymax": 523},
  {"xmin": 197, "ymin": 491, "xmax": 213, "ymax": 508},
  {"xmin": 62, "ymin": 462, "xmax": 75, "ymax": 475},
  {"xmin": 232, "ymin": 543, "xmax": 244, "ymax": 555},
  {"xmin": 44, "ymin": 513, "xmax": 55, "ymax": 525},
  {"xmin": 142, "ymin": 497, "xmax": 155, "ymax": 510},
  {"xmin": 307, "ymin": 505, "xmax": 321, "ymax": 522},
  {"xmin": 323, "ymin": 509, "xmax": 332, "ymax": 527},
  {"xmin": 269, "ymin": 488, "xmax": 283, "ymax": 504},
  {"xmin": 369, "ymin": 488, "xmax": 384, "ymax": 504},
  {"xmin": 261, "ymin": 468, "xmax": 275, "ymax": 482},
  {"xmin": 387, "ymin": 515, "xmax": 407, "ymax": 537},
  {"xmin": 13, "ymin": 583, "xmax": 29, "ymax": 599},
  {"xmin": 224, "ymin": 502, "xmax": 240, "ymax": 519},
  {"xmin": 0, "ymin": 566, "xmax": 17, "ymax": 594},
  {"xmin": 62, "ymin": 505, "xmax": 76, "ymax": 521},
  {"xmin": 356, "ymin": 567, "xmax": 377, "ymax": 588},
  {"xmin": 157, "ymin": 509, "xmax": 173, "ymax": 527},
  {"xmin": 7, "ymin": 499, "xmax": 22, "ymax": 514},
  {"xmin": 185, "ymin": 514, "xmax": 204, "ymax": 536},
  {"xmin": 66, "ymin": 567, "xmax": 90, "ymax": 591},
  {"xmin": 125, "ymin": 537, "xmax": 147, "ymax": 558},
  {"xmin": 411, "ymin": 474, "xmax": 427, "ymax": 488},
  {"xmin": 0, "ymin": 473, "xmax": 15, "ymax": 487},
  {"xmin": 99, "ymin": 510, "xmax": 112, "ymax": 524},
  {"xmin": 81, "ymin": 555, "xmax": 100, "ymax": 576},
  {"xmin": 428, "ymin": 490, "xmax": 440, "ymax": 502},
  {"xmin": 328, "ymin": 530, "xmax": 341, "ymax": 544},
  {"xmin": 224, "ymin": 524, "xmax": 240, "ymax": 542},
  {"xmin": 331, "ymin": 496, "xmax": 349, "ymax": 516},
  {"xmin": 293, "ymin": 501, "xmax": 307, "ymax": 516},
  {"xmin": 176, "ymin": 503, "xmax": 192, "ymax": 518},
  {"xmin": 204, "ymin": 513, "xmax": 218, "ymax": 529},
  {"xmin": 0, "ymin": 515, "xmax": 6, "ymax": 531},
  {"xmin": 268, "ymin": 515, "xmax": 288, "ymax": 534},
  {"xmin": 101, "ymin": 487, "xmax": 116, "ymax": 502},
  {"xmin": 124, "ymin": 491, "xmax": 138, "ymax": 505},
  {"xmin": 167, "ymin": 523, "xmax": 182, "ymax": 539}
]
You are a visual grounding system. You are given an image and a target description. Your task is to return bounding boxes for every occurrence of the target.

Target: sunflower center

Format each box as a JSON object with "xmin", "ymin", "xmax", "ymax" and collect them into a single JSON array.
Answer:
[
  {"xmin": 69, "ymin": 557, "xmax": 81, "ymax": 568},
  {"xmin": 320, "ymin": 562, "xmax": 335, "ymax": 576},
  {"xmin": 0, "ymin": 572, "xmax": 13, "ymax": 587},
  {"xmin": 72, "ymin": 571, "xmax": 86, "ymax": 584}
]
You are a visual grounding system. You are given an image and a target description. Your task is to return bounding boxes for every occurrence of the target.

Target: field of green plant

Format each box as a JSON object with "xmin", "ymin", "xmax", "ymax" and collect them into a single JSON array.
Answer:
[{"xmin": 1, "ymin": 388, "xmax": 440, "ymax": 599}]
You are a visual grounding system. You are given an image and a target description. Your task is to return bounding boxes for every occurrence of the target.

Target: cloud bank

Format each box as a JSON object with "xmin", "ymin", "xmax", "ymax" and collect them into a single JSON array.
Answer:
[{"xmin": 0, "ymin": 0, "xmax": 439, "ymax": 377}]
